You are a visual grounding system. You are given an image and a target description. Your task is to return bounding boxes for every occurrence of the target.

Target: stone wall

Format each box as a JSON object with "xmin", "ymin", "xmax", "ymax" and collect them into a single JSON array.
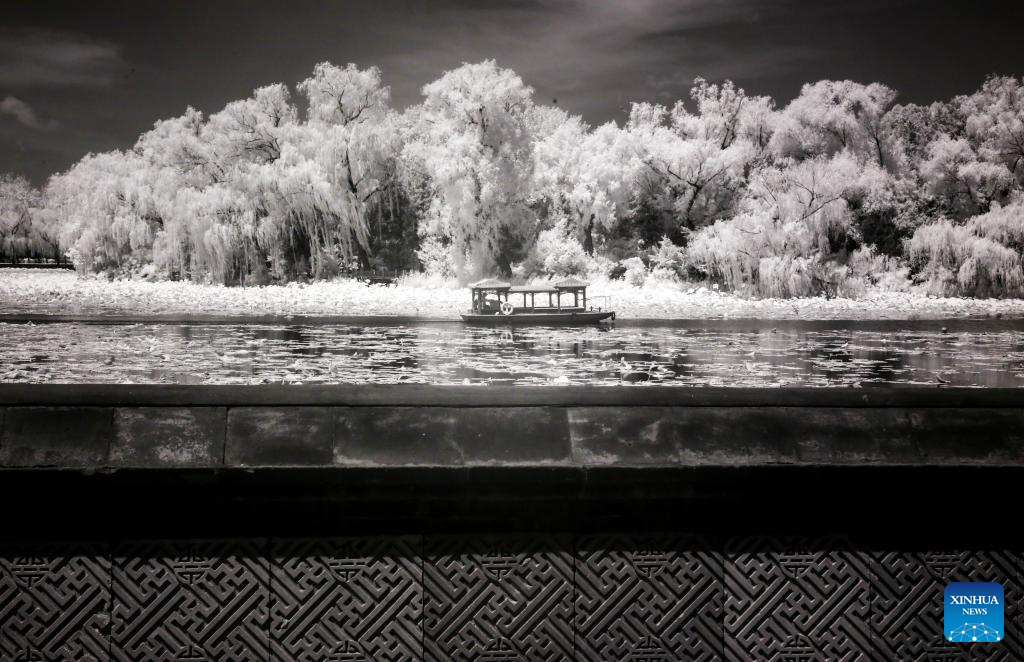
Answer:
[{"xmin": 1, "ymin": 385, "xmax": 1022, "ymax": 660}]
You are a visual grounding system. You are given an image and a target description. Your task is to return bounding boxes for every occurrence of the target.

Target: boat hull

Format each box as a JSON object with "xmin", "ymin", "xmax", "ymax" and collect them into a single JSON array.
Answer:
[{"xmin": 461, "ymin": 311, "xmax": 615, "ymax": 325}]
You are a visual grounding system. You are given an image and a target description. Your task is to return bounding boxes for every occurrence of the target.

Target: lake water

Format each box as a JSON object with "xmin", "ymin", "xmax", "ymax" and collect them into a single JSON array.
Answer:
[{"xmin": 2, "ymin": 320, "xmax": 1022, "ymax": 387}]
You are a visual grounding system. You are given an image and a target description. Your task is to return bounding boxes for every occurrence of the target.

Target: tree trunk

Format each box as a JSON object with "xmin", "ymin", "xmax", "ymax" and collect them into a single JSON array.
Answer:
[
  {"xmin": 682, "ymin": 186, "xmax": 701, "ymax": 230},
  {"xmin": 583, "ymin": 216, "xmax": 595, "ymax": 256},
  {"xmin": 495, "ymin": 251, "xmax": 512, "ymax": 278},
  {"xmin": 353, "ymin": 234, "xmax": 372, "ymax": 271}
]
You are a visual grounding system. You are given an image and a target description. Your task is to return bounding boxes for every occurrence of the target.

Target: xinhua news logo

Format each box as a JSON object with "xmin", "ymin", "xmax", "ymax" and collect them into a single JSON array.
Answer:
[{"xmin": 945, "ymin": 582, "xmax": 1003, "ymax": 643}]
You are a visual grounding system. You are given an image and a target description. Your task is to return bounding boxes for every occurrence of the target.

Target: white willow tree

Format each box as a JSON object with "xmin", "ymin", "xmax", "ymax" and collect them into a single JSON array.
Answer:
[
  {"xmin": 919, "ymin": 135, "xmax": 1013, "ymax": 219},
  {"xmin": 958, "ymin": 76, "xmax": 1024, "ymax": 186},
  {"xmin": 628, "ymin": 80, "xmax": 762, "ymax": 236},
  {"xmin": 687, "ymin": 153, "xmax": 884, "ymax": 295},
  {"xmin": 153, "ymin": 84, "xmax": 299, "ymax": 283},
  {"xmin": 135, "ymin": 107, "xmax": 216, "ymax": 188},
  {"xmin": 26, "ymin": 62, "xmax": 1024, "ymax": 297},
  {"xmin": 405, "ymin": 60, "xmax": 539, "ymax": 278},
  {"xmin": 533, "ymin": 117, "xmax": 641, "ymax": 254},
  {"xmin": 0, "ymin": 173, "xmax": 41, "ymax": 262},
  {"xmin": 772, "ymin": 80, "xmax": 899, "ymax": 168},
  {"xmin": 906, "ymin": 197, "xmax": 1024, "ymax": 297},
  {"xmin": 678, "ymin": 78, "xmax": 777, "ymax": 155},
  {"xmin": 289, "ymin": 62, "xmax": 401, "ymax": 273},
  {"xmin": 132, "ymin": 108, "xmax": 212, "ymax": 278},
  {"xmin": 47, "ymin": 150, "xmax": 161, "ymax": 274}
]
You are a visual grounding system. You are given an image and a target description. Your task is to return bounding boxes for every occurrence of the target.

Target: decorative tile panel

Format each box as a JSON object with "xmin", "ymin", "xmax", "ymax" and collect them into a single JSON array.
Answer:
[
  {"xmin": 0, "ymin": 543, "xmax": 110, "ymax": 661},
  {"xmin": 269, "ymin": 537, "xmax": 422, "ymax": 661},
  {"xmin": 423, "ymin": 535, "xmax": 573, "ymax": 661},
  {"xmin": 723, "ymin": 535, "xmax": 874, "ymax": 661},
  {"xmin": 871, "ymin": 550, "xmax": 1022, "ymax": 662},
  {"xmin": 109, "ymin": 540, "xmax": 269, "ymax": 661},
  {"xmin": 575, "ymin": 534, "xmax": 722, "ymax": 661},
  {"xmin": 0, "ymin": 536, "xmax": 1020, "ymax": 660}
]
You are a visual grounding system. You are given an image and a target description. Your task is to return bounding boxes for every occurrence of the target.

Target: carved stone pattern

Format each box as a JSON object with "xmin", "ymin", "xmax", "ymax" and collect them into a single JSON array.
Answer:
[
  {"xmin": 723, "ymin": 536, "xmax": 874, "ymax": 661},
  {"xmin": 109, "ymin": 540, "xmax": 270, "ymax": 661},
  {"xmin": 1, "ymin": 538, "xmax": 1021, "ymax": 660},
  {"xmin": 0, "ymin": 544, "xmax": 110, "ymax": 661},
  {"xmin": 423, "ymin": 535, "xmax": 574, "ymax": 661},
  {"xmin": 871, "ymin": 550, "xmax": 1022, "ymax": 662},
  {"xmin": 269, "ymin": 537, "xmax": 422, "ymax": 661},
  {"xmin": 575, "ymin": 534, "xmax": 723, "ymax": 661}
]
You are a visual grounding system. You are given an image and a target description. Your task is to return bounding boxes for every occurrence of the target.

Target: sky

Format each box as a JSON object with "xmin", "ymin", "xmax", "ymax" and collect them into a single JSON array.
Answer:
[{"xmin": 2, "ymin": 0, "xmax": 1022, "ymax": 184}]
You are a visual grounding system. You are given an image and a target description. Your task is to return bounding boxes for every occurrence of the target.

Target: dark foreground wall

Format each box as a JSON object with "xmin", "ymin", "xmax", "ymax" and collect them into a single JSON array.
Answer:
[{"xmin": 1, "ymin": 385, "xmax": 1022, "ymax": 660}]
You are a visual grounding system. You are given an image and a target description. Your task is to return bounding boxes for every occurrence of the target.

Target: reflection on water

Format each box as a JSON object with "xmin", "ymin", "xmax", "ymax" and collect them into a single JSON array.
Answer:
[{"xmin": 2, "ymin": 322, "xmax": 1023, "ymax": 387}]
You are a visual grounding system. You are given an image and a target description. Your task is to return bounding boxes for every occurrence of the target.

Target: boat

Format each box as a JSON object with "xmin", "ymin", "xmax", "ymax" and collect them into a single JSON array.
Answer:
[{"xmin": 461, "ymin": 277, "xmax": 615, "ymax": 325}]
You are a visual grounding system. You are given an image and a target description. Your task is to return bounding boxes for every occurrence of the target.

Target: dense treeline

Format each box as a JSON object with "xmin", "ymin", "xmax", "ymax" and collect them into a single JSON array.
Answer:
[{"xmin": 3, "ymin": 61, "xmax": 1024, "ymax": 296}]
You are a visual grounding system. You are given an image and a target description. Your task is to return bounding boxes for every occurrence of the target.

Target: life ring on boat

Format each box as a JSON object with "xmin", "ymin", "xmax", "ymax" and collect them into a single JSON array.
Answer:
[{"xmin": 500, "ymin": 302, "xmax": 514, "ymax": 315}]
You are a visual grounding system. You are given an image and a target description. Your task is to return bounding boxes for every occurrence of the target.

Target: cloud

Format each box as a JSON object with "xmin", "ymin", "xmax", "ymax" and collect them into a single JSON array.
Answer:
[
  {"xmin": 0, "ymin": 96, "xmax": 56, "ymax": 131},
  {"xmin": 0, "ymin": 29, "xmax": 125, "ymax": 87},
  {"xmin": 353, "ymin": 0, "xmax": 817, "ymax": 123}
]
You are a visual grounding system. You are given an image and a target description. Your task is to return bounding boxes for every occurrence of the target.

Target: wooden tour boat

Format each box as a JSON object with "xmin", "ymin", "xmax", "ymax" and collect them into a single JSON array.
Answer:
[{"xmin": 461, "ymin": 278, "xmax": 615, "ymax": 325}]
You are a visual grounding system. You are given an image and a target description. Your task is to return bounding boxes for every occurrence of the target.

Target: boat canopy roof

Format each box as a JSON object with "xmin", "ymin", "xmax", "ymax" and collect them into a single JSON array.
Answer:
[
  {"xmin": 509, "ymin": 285, "xmax": 560, "ymax": 293},
  {"xmin": 469, "ymin": 277, "xmax": 589, "ymax": 292},
  {"xmin": 468, "ymin": 278, "xmax": 511, "ymax": 290},
  {"xmin": 553, "ymin": 277, "xmax": 589, "ymax": 289}
]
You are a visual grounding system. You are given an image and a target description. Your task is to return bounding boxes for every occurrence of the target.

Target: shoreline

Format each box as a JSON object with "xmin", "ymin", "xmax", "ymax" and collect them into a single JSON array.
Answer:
[
  {"xmin": 2, "ymin": 313, "xmax": 1024, "ymax": 331},
  {"xmin": 5, "ymin": 268, "xmax": 1024, "ymax": 322}
]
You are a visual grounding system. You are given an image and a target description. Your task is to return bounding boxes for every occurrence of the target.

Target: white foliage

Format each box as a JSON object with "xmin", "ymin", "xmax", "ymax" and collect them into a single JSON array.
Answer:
[
  {"xmin": 772, "ymin": 80, "xmax": 898, "ymax": 166},
  {"xmin": 907, "ymin": 211, "xmax": 1024, "ymax": 297},
  {"xmin": 405, "ymin": 60, "xmax": 538, "ymax": 278},
  {"xmin": 533, "ymin": 117, "xmax": 641, "ymax": 251},
  {"xmin": 519, "ymin": 218, "xmax": 589, "ymax": 277},
  {"xmin": 959, "ymin": 76, "xmax": 1024, "ymax": 185}
]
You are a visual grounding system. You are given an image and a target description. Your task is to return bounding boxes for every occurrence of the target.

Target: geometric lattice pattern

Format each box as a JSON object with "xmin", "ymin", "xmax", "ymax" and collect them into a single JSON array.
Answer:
[
  {"xmin": 0, "ymin": 543, "xmax": 110, "ymax": 662},
  {"xmin": 423, "ymin": 535, "xmax": 574, "ymax": 661},
  {"xmin": 575, "ymin": 534, "xmax": 723, "ymax": 661},
  {"xmin": 724, "ymin": 535, "xmax": 875, "ymax": 661},
  {"xmin": 270, "ymin": 537, "xmax": 422, "ymax": 661},
  {"xmin": 109, "ymin": 540, "xmax": 271, "ymax": 661},
  {"xmin": 871, "ymin": 549, "xmax": 1022, "ymax": 662},
  {"xmin": 1, "ymin": 537, "xmax": 1021, "ymax": 660}
]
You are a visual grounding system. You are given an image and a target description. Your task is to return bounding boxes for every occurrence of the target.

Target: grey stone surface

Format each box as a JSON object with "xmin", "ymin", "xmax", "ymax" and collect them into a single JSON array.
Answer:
[
  {"xmin": 908, "ymin": 408, "xmax": 1024, "ymax": 464},
  {"xmin": 334, "ymin": 407, "xmax": 463, "ymax": 466},
  {"xmin": 0, "ymin": 406, "xmax": 111, "ymax": 467},
  {"xmin": 334, "ymin": 407, "xmax": 572, "ymax": 467},
  {"xmin": 111, "ymin": 407, "xmax": 226, "ymax": 467},
  {"xmin": 0, "ymin": 387, "xmax": 1021, "ymax": 470},
  {"xmin": 226, "ymin": 407, "xmax": 333, "ymax": 466},
  {"xmin": 791, "ymin": 408, "xmax": 920, "ymax": 464},
  {"xmin": 456, "ymin": 407, "xmax": 571, "ymax": 466},
  {"xmin": 569, "ymin": 406, "xmax": 803, "ymax": 466},
  {"xmin": 4, "ymin": 383, "xmax": 1022, "ymax": 408}
]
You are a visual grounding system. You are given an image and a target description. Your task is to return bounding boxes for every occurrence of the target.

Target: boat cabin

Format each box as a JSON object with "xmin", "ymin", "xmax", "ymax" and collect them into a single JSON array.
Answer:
[{"xmin": 468, "ymin": 277, "xmax": 593, "ymax": 315}]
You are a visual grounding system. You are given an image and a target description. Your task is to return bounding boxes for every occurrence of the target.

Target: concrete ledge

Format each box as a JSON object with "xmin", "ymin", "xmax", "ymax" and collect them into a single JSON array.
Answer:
[
  {"xmin": 0, "ymin": 406, "xmax": 112, "ymax": 467},
  {"xmin": 1, "ymin": 384, "xmax": 1022, "ymax": 539},
  {"xmin": 111, "ymin": 407, "xmax": 225, "ymax": 467},
  {"xmin": 3, "ymin": 383, "xmax": 1024, "ymax": 407},
  {"xmin": 1, "ymin": 386, "xmax": 1023, "ymax": 469}
]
